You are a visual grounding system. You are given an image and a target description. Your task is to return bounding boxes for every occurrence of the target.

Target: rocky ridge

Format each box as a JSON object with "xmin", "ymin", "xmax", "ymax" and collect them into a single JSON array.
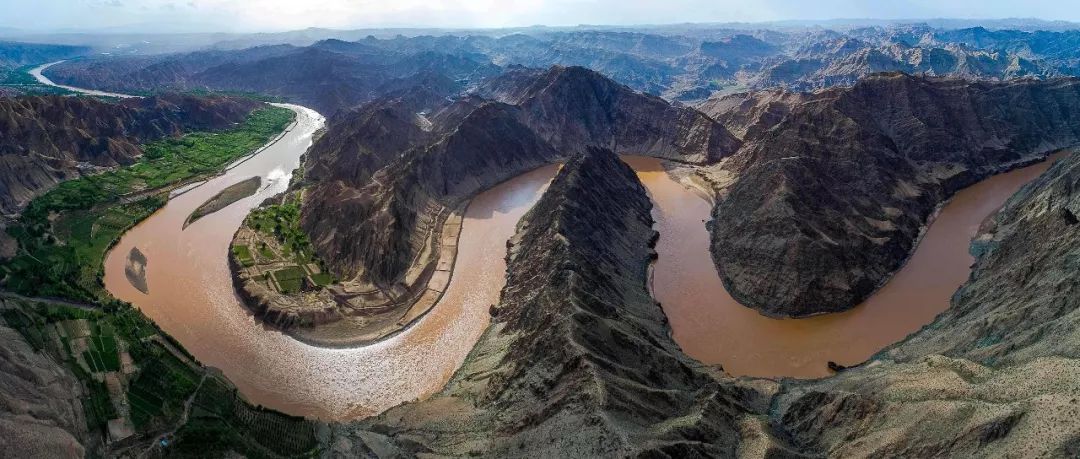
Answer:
[
  {"xmin": 41, "ymin": 24, "xmax": 1080, "ymax": 106},
  {"xmin": 328, "ymin": 149, "xmax": 785, "ymax": 457}
]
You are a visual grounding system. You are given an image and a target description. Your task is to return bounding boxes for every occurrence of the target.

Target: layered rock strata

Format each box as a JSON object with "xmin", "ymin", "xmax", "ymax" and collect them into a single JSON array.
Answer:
[{"xmin": 323, "ymin": 147, "xmax": 1080, "ymax": 458}]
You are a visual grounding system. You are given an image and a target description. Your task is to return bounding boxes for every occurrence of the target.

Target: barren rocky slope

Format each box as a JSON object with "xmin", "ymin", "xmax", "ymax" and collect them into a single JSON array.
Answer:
[
  {"xmin": 0, "ymin": 94, "xmax": 260, "ymax": 215},
  {"xmin": 327, "ymin": 149, "xmax": 786, "ymax": 457},
  {"xmin": 705, "ymin": 73, "xmax": 1080, "ymax": 316},
  {"xmin": 0, "ymin": 302, "xmax": 87, "ymax": 459},
  {"xmin": 301, "ymin": 66, "xmax": 737, "ymax": 290}
]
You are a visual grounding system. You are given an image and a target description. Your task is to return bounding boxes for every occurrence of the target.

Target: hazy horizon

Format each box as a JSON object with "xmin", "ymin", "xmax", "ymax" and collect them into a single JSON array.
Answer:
[{"xmin": 2, "ymin": 0, "xmax": 1079, "ymax": 35}]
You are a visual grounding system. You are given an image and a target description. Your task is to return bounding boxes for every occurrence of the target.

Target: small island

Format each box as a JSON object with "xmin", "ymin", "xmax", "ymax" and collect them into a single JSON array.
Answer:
[{"xmin": 184, "ymin": 176, "xmax": 261, "ymax": 228}]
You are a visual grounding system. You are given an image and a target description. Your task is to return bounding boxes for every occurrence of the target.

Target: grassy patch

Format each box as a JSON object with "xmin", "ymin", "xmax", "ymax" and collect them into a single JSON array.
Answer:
[
  {"xmin": 175, "ymin": 376, "xmax": 319, "ymax": 457},
  {"xmin": 232, "ymin": 245, "xmax": 255, "ymax": 267},
  {"xmin": 186, "ymin": 176, "xmax": 261, "ymax": 227},
  {"xmin": 0, "ymin": 106, "xmax": 294, "ymax": 303},
  {"xmin": 272, "ymin": 266, "xmax": 307, "ymax": 294},
  {"xmin": 309, "ymin": 272, "xmax": 335, "ymax": 287}
]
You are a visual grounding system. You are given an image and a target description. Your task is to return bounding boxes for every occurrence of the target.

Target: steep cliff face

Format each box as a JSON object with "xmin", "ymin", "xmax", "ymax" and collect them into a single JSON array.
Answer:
[
  {"xmin": 772, "ymin": 152, "xmax": 1080, "ymax": 457},
  {"xmin": 0, "ymin": 94, "xmax": 260, "ymax": 215},
  {"xmin": 302, "ymin": 66, "xmax": 736, "ymax": 288},
  {"xmin": 328, "ymin": 149, "xmax": 784, "ymax": 457},
  {"xmin": 0, "ymin": 303, "xmax": 87, "ymax": 459},
  {"xmin": 710, "ymin": 74, "xmax": 1080, "ymax": 317}
]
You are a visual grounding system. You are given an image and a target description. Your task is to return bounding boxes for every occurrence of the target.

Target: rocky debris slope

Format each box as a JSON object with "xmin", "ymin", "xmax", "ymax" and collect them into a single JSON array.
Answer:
[
  {"xmin": 0, "ymin": 302, "xmax": 87, "ymax": 459},
  {"xmin": 0, "ymin": 94, "xmax": 260, "ymax": 215},
  {"xmin": 707, "ymin": 73, "xmax": 1080, "ymax": 317},
  {"xmin": 300, "ymin": 66, "xmax": 737, "ymax": 297},
  {"xmin": 771, "ymin": 152, "xmax": 1080, "ymax": 457},
  {"xmin": 327, "ymin": 149, "xmax": 786, "ymax": 457}
]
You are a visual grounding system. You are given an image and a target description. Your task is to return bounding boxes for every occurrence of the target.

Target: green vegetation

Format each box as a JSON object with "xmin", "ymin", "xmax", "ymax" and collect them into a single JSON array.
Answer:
[
  {"xmin": 0, "ymin": 64, "xmax": 77, "ymax": 95},
  {"xmin": 237, "ymin": 195, "xmax": 337, "ymax": 295},
  {"xmin": 248, "ymin": 201, "xmax": 315, "ymax": 265},
  {"xmin": 271, "ymin": 266, "xmax": 307, "ymax": 294},
  {"xmin": 0, "ymin": 106, "xmax": 294, "ymax": 303},
  {"xmin": 0, "ymin": 99, "xmax": 317, "ymax": 455},
  {"xmin": 309, "ymin": 272, "xmax": 335, "ymax": 287},
  {"xmin": 83, "ymin": 322, "xmax": 121, "ymax": 372},
  {"xmin": 173, "ymin": 377, "xmax": 319, "ymax": 457},
  {"xmin": 1, "ymin": 298, "xmax": 319, "ymax": 456},
  {"xmin": 232, "ymin": 245, "xmax": 255, "ymax": 267}
]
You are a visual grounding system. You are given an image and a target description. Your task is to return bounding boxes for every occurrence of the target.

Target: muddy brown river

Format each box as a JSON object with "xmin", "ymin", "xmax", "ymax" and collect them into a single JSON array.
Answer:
[{"xmin": 625, "ymin": 154, "xmax": 1066, "ymax": 378}]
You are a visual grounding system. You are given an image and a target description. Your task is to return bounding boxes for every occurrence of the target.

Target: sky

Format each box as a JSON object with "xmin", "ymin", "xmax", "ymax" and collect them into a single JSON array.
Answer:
[{"xmin": 2, "ymin": 0, "xmax": 1079, "ymax": 33}]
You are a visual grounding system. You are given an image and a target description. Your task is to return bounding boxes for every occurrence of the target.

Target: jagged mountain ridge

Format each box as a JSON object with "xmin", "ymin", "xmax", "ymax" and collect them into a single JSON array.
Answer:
[
  {"xmin": 300, "ymin": 66, "xmax": 737, "ymax": 288},
  {"xmin": 43, "ymin": 44, "xmax": 498, "ymax": 115}
]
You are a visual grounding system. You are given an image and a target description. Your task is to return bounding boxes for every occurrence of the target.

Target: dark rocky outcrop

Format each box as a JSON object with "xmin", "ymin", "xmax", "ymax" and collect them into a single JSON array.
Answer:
[
  {"xmin": 492, "ymin": 66, "xmax": 740, "ymax": 163},
  {"xmin": 709, "ymin": 74, "xmax": 1080, "ymax": 317},
  {"xmin": 0, "ymin": 94, "xmax": 260, "ymax": 215},
  {"xmin": 328, "ymin": 149, "xmax": 784, "ymax": 457}
]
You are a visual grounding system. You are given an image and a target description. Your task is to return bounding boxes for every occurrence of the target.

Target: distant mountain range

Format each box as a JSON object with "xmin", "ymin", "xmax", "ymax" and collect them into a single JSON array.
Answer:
[{"xmin": 27, "ymin": 23, "xmax": 1080, "ymax": 116}]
